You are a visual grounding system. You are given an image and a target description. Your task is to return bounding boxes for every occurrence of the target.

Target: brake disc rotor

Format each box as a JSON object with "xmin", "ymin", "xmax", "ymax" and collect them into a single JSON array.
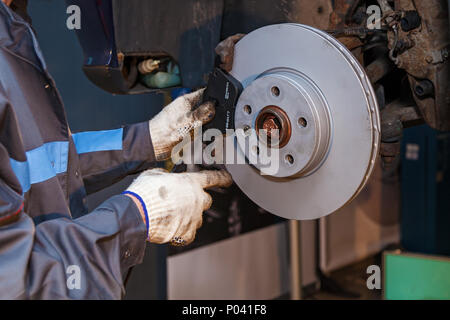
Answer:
[{"xmin": 225, "ymin": 24, "xmax": 380, "ymax": 220}]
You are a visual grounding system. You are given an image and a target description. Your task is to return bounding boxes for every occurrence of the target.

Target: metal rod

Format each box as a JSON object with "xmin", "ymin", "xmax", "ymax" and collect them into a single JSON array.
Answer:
[
  {"xmin": 289, "ymin": 219, "xmax": 302, "ymax": 300},
  {"xmin": 366, "ymin": 56, "xmax": 394, "ymax": 83}
]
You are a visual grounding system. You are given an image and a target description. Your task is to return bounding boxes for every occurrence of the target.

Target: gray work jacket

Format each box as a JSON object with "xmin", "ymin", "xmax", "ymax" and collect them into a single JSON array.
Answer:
[{"xmin": 0, "ymin": 2, "xmax": 156, "ymax": 299}]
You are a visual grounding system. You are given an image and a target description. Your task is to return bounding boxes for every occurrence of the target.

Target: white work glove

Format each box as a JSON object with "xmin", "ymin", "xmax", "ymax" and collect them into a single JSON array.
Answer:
[
  {"xmin": 149, "ymin": 89, "xmax": 215, "ymax": 161},
  {"xmin": 215, "ymin": 33, "xmax": 246, "ymax": 72},
  {"xmin": 124, "ymin": 168, "xmax": 232, "ymax": 246}
]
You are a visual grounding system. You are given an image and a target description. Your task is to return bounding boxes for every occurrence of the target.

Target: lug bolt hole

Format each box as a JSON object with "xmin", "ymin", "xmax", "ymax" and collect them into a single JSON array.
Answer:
[
  {"xmin": 285, "ymin": 154, "xmax": 294, "ymax": 165},
  {"xmin": 243, "ymin": 125, "xmax": 251, "ymax": 136},
  {"xmin": 271, "ymin": 86, "xmax": 280, "ymax": 97},
  {"xmin": 298, "ymin": 117, "xmax": 307, "ymax": 128},
  {"xmin": 243, "ymin": 105, "xmax": 252, "ymax": 114}
]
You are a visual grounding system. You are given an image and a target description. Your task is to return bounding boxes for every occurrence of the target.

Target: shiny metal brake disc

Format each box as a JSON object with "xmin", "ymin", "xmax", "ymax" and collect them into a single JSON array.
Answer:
[{"xmin": 225, "ymin": 24, "xmax": 380, "ymax": 220}]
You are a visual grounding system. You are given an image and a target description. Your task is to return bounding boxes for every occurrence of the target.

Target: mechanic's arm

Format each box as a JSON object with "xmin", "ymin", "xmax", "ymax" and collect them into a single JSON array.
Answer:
[
  {"xmin": 0, "ymin": 142, "xmax": 142, "ymax": 299},
  {"xmin": 0, "ymin": 192, "xmax": 146, "ymax": 299},
  {"xmin": 73, "ymin": 89, "xmax": 214, "ymax": 194},
  {"xmin": 0, "ymin": 147, "xmax": 231, "ymax": 299}
]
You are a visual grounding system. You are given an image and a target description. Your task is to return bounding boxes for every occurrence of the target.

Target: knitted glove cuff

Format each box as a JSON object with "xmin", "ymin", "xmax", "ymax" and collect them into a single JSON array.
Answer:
[{"xmin": 122, "ymin": 191, "xmax": 150, "ymax": 238}]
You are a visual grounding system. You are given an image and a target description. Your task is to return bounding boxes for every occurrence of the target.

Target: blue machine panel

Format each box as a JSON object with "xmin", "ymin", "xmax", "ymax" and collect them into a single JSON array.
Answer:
[{"xmin": 401, "ymin": 125, "xmax": 450, "ymax": 255}]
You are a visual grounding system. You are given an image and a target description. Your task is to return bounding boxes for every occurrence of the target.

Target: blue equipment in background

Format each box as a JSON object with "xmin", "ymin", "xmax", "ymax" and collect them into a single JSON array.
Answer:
[{"xmin": 401, "ymin": 125, "xmax": 450, "ymax": 256}]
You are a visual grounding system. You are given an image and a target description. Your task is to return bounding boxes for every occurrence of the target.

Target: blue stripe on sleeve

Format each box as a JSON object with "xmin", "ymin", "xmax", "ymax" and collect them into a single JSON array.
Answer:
[
  {"xmin": 9, "ymin": 158, "xmax": 30, "ymax": 193},
  {"xmin": 72, "ymin": 128, "xmax": 123, "ymax": 154},
  {"xmin": 10, "ymin": 141, "xmax": 69, "ymax": 194}
]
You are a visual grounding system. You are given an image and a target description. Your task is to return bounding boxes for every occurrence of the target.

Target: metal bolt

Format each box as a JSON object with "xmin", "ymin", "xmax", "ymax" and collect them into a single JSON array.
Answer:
[
  {"xmin": 255, "ymin": 105, "xmax": 292, "ymax": 148},
  {"xmin": 414, "ymin": 79, "xmax": 434, "ymax": 99},
  {"xmin": 262, "ymin": 115, "xmax": 280, "ymax": 138}
]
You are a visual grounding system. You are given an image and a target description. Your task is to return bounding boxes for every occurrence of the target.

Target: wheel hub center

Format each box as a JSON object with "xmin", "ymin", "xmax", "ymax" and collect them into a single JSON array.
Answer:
[
  {"xmin": 256, "ymin": 105, "xmax": 292, "ymax": 148},
  {"xmin": 234, "ymin": 70, "xmax": 332, "ymax": 178}
]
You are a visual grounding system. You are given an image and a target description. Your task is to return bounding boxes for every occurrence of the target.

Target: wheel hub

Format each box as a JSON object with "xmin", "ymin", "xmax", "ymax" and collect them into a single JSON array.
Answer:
[{"xmin": 234, "ymin": 70, "xmax": 332, "ymax": 179}]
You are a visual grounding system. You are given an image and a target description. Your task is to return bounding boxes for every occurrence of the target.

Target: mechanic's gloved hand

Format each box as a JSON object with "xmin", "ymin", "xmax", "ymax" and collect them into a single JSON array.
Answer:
[
  {"xmin": 149, "ymin": 89, "xmax": 215, "ymax": 161},
  {"xmin": 125, "ymin": 168, "xmax": 232, "ymax": 246},
  {"xmin": 215, "ymin": 33, "xmax": 246, "ymax": 72}
]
